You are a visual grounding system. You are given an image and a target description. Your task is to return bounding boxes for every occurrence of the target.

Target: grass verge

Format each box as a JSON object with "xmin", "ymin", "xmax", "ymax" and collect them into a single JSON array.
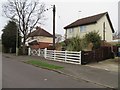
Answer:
[{"xmin": 24, "ymin": 60, "xmax": 64, "ymax": 70}]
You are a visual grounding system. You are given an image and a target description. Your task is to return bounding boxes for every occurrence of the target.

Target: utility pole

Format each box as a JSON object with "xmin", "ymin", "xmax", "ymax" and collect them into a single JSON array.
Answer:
[{"xmin": 53, "ymin": 5, "xmax": 56, "ymax": 50}]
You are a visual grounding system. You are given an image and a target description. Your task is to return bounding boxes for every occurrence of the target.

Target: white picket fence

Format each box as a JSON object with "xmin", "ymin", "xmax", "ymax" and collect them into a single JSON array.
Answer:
[{"xmin": 28, "ymin": 48, "xmax": 81, "ymax": 65}]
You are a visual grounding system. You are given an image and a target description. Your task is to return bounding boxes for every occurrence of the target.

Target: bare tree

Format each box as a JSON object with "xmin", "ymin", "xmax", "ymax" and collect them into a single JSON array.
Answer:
[
  {"xmin": 2, "ymin": 0, "xmax": 45, "ymax": 54},
  {"xmin": 113, "ymin": 31, "xmax": 120, "ymax": 40},
  {"xmin": 55, "ymin": 34, "xmax": 62, "ymax": 43}
]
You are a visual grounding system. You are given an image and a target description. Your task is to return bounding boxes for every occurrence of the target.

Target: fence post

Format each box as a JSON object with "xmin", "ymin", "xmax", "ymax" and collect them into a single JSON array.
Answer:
[
  {"xmin": 28, "ymin": 48, "xmax": 31, "ymax": 56},
  {"xmin": 79, "ymin": 51, "xmax": 81, "ymax": 64},
  {"xmin": 54, "ymin": 50, "xmax": 56, "ymax": 60},
  {"xmin": 44, "ymin": 48, "xmax": 47, "ymax": 58},
  {"xmin": 38, "ymin": 48, "xmax": 41, "ymax": 56},
  {"xmin": 65, "ymin": 50, "xmax": 67, "ymax": 62}
]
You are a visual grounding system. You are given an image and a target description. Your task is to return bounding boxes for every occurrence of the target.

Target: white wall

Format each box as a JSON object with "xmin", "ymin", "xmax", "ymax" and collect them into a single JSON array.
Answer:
[
  {"xmin": 66, "ymin": 27, "xmax": 80, "ymax": 38},
  {"xmin": 96, "ymin": 15, "xmax": 113, "ymax": 42},
  {"xmin": 27, "ymin": 36, "xmax": 53, "ymax": 44}
]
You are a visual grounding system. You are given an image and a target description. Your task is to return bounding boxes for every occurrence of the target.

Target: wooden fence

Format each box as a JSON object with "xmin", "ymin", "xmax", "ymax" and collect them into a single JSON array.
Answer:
[
  {"xmin": 113, "ymin": 46, "xmax": 119, "ymax": 56},
  {"xmin": 28, "ymin": 48, "xmax": 81, "ymax": 65},
  {"xmin": 81, "ymin": 46, "xmax": 114, "ymax": 64}
]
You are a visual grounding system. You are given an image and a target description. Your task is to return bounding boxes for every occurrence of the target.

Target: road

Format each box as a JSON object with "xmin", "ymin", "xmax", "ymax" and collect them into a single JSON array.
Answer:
[
  {"xmin": 2, "ymin": 54, "xmax": 107, "ymax": 88},
  {"xmin": 0, "ymin": 52, "xmax": 2, "ymax": 89}
]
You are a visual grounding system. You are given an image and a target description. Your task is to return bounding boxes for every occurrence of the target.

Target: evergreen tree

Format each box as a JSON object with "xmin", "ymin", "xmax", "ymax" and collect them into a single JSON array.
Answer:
[{"xmin": 2, "ymin": 20, "xmax": 21, "ymax": 53}]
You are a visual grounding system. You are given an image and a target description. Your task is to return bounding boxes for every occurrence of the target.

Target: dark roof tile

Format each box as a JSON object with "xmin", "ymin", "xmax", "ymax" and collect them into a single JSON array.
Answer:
[
  {"xmin": 29, "ymin": 27, "xmax": 53, "ymax": 37},
  {"xmin": 64, "ymin": 12, "xmax": 107, "ymax": 29}
]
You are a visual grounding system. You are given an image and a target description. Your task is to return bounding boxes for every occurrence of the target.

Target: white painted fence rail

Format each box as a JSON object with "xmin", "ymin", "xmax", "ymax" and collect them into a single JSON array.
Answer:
[{"xmin": 28, "ymin": 48, "xmax": 81, "ymax": 65}]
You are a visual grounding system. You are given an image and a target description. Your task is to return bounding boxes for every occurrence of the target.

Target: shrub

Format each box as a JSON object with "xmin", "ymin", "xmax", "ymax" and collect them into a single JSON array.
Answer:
[
  {"xmin": 83, "ymin": 31, "xmax": 101, "ymax": 49},
  {"xmin": 60, "ymin": 31, "xmax": 101, "ymax": 51},
  {"xmin": 115, "ymin": 44, "xmax": 120, "ymax": 47},
  {"xmin": 65, "ymin": 36, "xmax": 82, "ymax": 51}
]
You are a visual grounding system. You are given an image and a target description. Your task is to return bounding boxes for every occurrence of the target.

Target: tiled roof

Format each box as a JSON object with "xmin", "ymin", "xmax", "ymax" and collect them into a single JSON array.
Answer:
[
  {"xmin": 64, "ymin": 12, "xmax": 114, "ymax": 33},
  {"xmin": 29, "ymin": 27, "xmax": 53, "ymax": 37}
]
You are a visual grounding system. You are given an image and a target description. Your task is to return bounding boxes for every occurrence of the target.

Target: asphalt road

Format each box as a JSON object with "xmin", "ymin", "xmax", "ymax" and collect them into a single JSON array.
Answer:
[
  {"xmin": 0, "ymin": 52, "xmax": 2, "ymax": 89},
  {"xmin": 2, "ymin": 54, "xmax": 106, "ymax": 88}
]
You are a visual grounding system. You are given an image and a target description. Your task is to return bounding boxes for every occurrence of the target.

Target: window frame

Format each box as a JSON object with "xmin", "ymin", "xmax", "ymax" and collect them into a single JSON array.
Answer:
[
  {"xmin": 80, "ymin": 26, "xmax": 86, "ymax": 32},
  {"xmin": 69, "ymin": 28, "xmax": 74, "ymax": 33}
]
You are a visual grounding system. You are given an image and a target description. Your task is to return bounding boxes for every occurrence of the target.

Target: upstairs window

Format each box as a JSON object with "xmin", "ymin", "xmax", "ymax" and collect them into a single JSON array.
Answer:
[
  {"xmin": 80, "ymin": 26, "xmax": 86, "ymax": 32},
  {"xmin": 69, "ymin": 28, "xmax": 74, "ymax": 33}
]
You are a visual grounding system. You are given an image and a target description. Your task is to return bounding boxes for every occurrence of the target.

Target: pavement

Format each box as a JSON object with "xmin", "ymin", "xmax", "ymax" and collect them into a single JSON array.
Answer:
[
  {"xmin": 2, "ymin": 53, "xmax": 118, "ymax": 89},
  {"xmin": 86, "ymin": 57, "xmax": 119, "ymax": 72}
]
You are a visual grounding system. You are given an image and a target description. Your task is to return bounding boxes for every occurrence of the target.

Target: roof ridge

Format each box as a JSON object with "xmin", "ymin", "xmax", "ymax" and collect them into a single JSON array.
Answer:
[
  {"xmin": 64, "ymin": 12, "xmax": 108, "ymax": 29},
  {"xmin": 78, "ymin": 12, "xmax": 107, "ymax": 20},
  {"xmin": 29, "ymin": 26, "xmax": 53, "ymax": 37}
]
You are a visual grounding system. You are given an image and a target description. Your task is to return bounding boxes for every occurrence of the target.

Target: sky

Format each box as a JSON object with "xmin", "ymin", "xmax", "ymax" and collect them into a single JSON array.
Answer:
[{"xmin": 0, "ymin": 0, "xmax": 119, "ymax": 38}]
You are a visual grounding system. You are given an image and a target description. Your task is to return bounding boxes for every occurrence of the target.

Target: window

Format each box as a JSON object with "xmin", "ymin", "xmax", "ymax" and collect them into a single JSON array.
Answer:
[
  {"xmin": 69, "ymin": 28, "xmax": 74, "ymax": 33},
  {"xmin": 80, "ymin": 26, "xmax": 86, "ymax": 32}
]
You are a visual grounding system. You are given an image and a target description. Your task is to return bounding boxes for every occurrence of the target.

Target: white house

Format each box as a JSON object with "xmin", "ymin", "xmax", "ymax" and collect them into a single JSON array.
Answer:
[
  {"xmin": 26, "ymin": 26, "xmax": 63, "ymax": 49},
  {"xmin": 64, "ymin": 12, "xmax": 115, "ymax": 42},
  {"xmin": 27, "ymin": 26, "xmax": 53, "ymax": 49}
]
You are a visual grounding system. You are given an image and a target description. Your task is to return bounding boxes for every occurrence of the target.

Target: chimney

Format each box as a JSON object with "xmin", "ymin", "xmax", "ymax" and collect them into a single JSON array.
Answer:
[{"xmin": 36, "ymin": 26, "xmax": 40, "ymax": 30}]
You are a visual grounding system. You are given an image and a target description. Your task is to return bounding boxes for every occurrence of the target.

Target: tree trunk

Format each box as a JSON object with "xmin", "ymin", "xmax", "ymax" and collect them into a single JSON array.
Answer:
[{"xmin": 22, "ymin": 37, "xmax": 26, "ymax": 55}]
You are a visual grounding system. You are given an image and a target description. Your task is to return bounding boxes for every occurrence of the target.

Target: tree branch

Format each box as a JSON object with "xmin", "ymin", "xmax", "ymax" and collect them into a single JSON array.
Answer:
[{"xmin": 25, "ymin": 2, "xmax": 37, "ymax": 30}]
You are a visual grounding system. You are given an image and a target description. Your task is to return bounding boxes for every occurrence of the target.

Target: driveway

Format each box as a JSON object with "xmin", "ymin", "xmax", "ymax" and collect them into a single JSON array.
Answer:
[
  {"xmin": 2, "ymin": 54, "xmax": 106, "ymax": 88},
  {"xmin": 85, "ymin": 58, "xmax": 118, "ymax": 72}
]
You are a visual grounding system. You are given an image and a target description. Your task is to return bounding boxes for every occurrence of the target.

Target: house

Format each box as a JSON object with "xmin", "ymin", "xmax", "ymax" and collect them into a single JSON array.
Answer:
[
  {"xmin": 64, "ymin": 12, "xmax": 114, "ymax": 42},
  {"xmin": 27, "ymin": 26, "xmax": 53, "ymax": 49}
]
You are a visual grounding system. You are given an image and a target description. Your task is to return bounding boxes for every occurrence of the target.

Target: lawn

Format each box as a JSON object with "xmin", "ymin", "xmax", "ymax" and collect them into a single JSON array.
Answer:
[{"xmin": 24, "ymin": 60, "xmax": 64, "ymax": 70}]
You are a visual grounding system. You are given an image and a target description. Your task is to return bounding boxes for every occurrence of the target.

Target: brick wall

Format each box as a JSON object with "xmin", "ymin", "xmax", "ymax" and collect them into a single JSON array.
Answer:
[{"xmin": 30, "ymin": 42, "xmax": 52, "ymax": 49}]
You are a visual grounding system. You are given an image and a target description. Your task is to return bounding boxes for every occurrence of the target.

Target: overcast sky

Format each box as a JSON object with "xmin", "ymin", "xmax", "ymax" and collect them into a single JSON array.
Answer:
[{"xmin": 0, "ymin": 0, "xmax": 119, "ymax": 38}]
